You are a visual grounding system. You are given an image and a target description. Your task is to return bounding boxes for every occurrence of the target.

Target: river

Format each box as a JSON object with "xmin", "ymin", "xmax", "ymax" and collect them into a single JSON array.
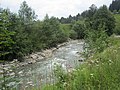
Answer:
[{"xmin": 0, "ymin": 40, "xmax": 84, "ymax": 90}]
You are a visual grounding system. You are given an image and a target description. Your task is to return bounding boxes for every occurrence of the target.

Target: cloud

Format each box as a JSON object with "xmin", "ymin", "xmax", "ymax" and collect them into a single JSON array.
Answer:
[{"xmin": 0, "ymin": 0, "xmax": 112, "ymax": 20}]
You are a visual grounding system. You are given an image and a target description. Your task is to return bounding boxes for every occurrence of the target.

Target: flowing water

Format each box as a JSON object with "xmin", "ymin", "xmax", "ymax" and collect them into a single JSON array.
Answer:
[{"xmin": 0, "ymin": 40, "xmax": 84, "ymax": 90}]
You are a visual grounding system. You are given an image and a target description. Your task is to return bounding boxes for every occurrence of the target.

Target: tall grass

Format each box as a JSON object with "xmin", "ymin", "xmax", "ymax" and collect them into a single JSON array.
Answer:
[
  {"xmin": 114, "ymin": 14, "xmax": 120, "ymax": 35},
  {"xmin": 42, "ymin": 37, "xmax": 120, "ymax": 90}
]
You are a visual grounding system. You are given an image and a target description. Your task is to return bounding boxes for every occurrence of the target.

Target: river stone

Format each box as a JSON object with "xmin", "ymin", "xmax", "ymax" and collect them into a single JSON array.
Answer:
[
  {"xmin": 42, "ymin": 49, "xmax": 52, "ymax": 58},
  {"xmin": 28, "ymin": 59, "xmax": 36, "ymax": 64},
  {"xmin": 51, "ymin": 48, "xmax": 56, "ymax": 52},
  {"xmin": 37, "ymin": 55, "xmax": 44, "ymax": 60},
  {"xmin": 30, "ymin": 54, "xmax": 38, "ymax": 59}
]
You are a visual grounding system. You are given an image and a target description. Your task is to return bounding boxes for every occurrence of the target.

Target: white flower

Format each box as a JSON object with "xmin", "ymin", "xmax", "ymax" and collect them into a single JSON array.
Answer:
[
  {"xmin": 63, "ymin": 82, "xmax": 67, "ymax": 87},
  {"xmin": 90, "ymin": 74, "xmax": 94, "ymax": 77}
]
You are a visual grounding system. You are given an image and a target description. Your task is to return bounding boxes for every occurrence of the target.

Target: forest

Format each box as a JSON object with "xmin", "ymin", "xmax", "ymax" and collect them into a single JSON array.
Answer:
[{"xmin": 0, "ymin": 0, "xmax": 120, "ymax": 90}]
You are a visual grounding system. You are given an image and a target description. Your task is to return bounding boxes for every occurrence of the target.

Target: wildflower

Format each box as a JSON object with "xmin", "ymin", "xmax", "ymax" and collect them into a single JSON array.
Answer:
[
  {"xmin": 68, "ymin": 69, "xmax": 71, "ymax": 73},
  {"xmin": 90, "ymin": 73, "xmax": 94, "ymax": 77},
  {"xmin": 109, "ymin": 60, "xmax": 112, "ymax": 62},
  {"xmin": 63, "ymin": 82, "xmax": 67, "ymax": 87},
  {"xmin": 96, "ymin": 60, "xmax": 99, "ymax": 63},
  {"xmin": 109, "ymin": 60, "xmax": 113, "ymax": 65}
]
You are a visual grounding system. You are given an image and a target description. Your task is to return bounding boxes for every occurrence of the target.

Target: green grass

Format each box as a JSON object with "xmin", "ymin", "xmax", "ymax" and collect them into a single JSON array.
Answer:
[
  {"xmin": 114, "ymin": 14, "xmax": 120, "ymax": 35},
  {"xmin": 42, "ymin": 37, "xmax": 120, "ymax": 90}
]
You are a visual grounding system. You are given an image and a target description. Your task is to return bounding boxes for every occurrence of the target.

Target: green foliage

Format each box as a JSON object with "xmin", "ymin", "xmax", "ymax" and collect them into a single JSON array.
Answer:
[
  {"xmin": 60, "ymin": 24, "xmax": 78, "ymax": 40},
  {"xmin": 54, "ymin": 65, "xmax": 68, "ymax": 90},
  {"xmin": 41, "ymin": 16, "xmax": 67, "ymax": 48},
  {"xmin": 60, "ymin": 24, "xmax": 72, "ymax": 38},
  {"xmin": 93, "ymin": 5, "xmax": 115, "ymax": 36},
  {"xmin": 18, "ymin": 1, "xmax": 37, "ymax": 24},
  {"xmin": 114, "ymin": 14, "xmax": 120, "ymax": 35},
  {"xmin": 59, "ymin": 13, "xmax": 82, "ymax": 24},
  {"xmin": 0, "ymin": 1, "xmax": 69, "ymax": 61},
  {"xmin": 0, "ymin": 9, "xmax": 15, "ymax": 60},
  {"xmin": 81, "ymin": 4, "xmax": 97, "ymax": 19},
  {"xmin": 84, "ymin": 26, "xmax": 109, "ymax": 58},
  {"xmin": 72, "ymin": 20, "xmax": 86, "ymax": 39},
  {"xmin": 69, "ymin": 30, "xmax": 77, "ymax": 40},
  {"xmin": 109, "ymin": 0, "xmax": 120, "ymax": 12}
]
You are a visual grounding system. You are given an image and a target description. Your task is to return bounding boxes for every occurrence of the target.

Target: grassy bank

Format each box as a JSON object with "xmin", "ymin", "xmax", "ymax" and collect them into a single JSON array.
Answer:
[
  {"xmin": 114, "ymin": 14, "xmax": 120, "ymax": 35},
  {"xmin": 42, "ymin": 36, "xmax": 120, "ymax": 90}
]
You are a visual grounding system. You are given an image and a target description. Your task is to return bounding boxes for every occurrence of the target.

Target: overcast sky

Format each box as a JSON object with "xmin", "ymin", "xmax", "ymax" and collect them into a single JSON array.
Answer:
[{"xmin": 0, "ymin": 0, "xmax": 112, "ymax": 20}]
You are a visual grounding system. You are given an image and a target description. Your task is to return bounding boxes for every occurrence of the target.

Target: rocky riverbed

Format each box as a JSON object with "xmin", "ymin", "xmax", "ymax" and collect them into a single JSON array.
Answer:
[{"xmin": 20, "ymin": 41, "xmax": 69, "ymax": 65}]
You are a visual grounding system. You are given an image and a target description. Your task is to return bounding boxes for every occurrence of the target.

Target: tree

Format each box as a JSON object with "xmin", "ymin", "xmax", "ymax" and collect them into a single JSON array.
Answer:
[
  {"xmin": 72, "ymin": 21, "xmax": 86, "ymax": 39},
  {"xmin": 18, "ymin": 1, "xmax": 37, "ymax": 24},
  {"xmin": 109, "ymin": 0, "xmax": 120, "ymax": 12},
  {"xmin": 0, "ymin": 9, "xmax": 15, "ymax": 61},
  {"xmin": 88, "ymin": 4, "xmax": 97, "ymax": 18},
  {"xmin": 84, "ymin": 24, "xmax": 109, "ymax": 58},
  {"xmin": 119, "ymin": 10, "xmax": 120, "ymax": 14},
  {"xmin": 93, "ymin": 5, "xmax": 115, "ymax": 36},
  {"xmin": 81, "ymin": 4, "xmax": 97, "ymax": 19},
  {"xmin": 16, "ymin": 1, "xmax": 38, "ymax": 59},
  {"xmin": 41, "ymin": 16, "xmax": 67, "ymax": 48}
]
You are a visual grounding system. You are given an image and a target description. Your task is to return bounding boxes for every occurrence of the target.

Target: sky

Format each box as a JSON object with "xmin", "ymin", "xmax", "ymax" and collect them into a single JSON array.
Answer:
[{"xmin": 0, "ymin": 0, "xmax": 112, "ymax": 20}]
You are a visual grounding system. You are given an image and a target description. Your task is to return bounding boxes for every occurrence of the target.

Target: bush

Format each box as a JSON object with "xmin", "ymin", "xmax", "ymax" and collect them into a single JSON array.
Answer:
[
  {"xmin": 72, "ymin": 21, "xmax": 86, "ymax": 39},
  {"xmin": 114, "ymin": 14, "xmax": 120, "ymax": 35},
  {"xmin": 84, "ymin": 26, "xmax": 109, "ymax": 58},
  {"xmin": 69, "ymin": 30, "xmax": 77, "ymax": 40},
  {"xmin": 93, "ymin": 5, "xmax": 115, "ymax": 36}
]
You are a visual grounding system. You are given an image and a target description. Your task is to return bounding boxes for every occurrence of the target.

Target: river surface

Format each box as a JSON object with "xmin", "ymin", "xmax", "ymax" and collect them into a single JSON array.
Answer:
[{"xmin": 1, "ymin": 40, "xmax": 84, "ymax": 90}]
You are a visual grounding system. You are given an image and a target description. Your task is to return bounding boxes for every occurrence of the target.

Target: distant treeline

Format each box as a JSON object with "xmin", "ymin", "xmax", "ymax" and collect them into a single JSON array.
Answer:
[
  {"xmin": 109, "ymin": 0, "xmax": 120, "ymax": 13},
  {"xmin": 59, "ymin": 1, "xmax": 120, "ymax": 24}
]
